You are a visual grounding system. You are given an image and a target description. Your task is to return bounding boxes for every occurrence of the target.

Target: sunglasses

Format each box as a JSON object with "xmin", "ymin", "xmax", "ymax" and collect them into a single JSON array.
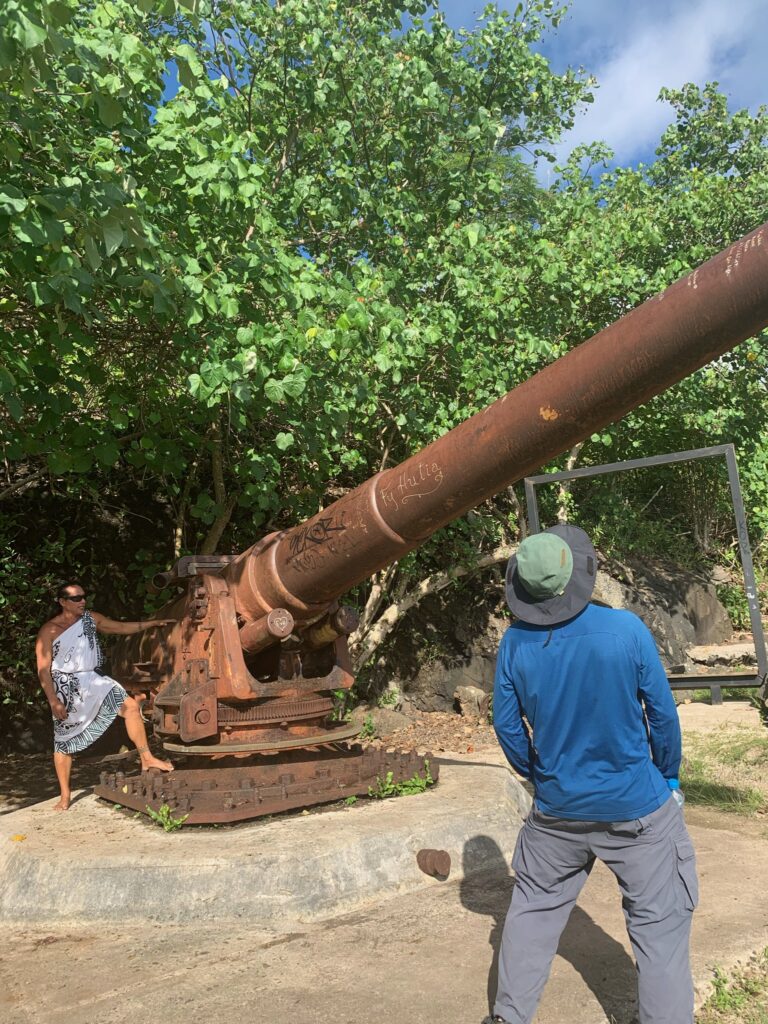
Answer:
[{"xmin": 63, "ymin": 594, "xmax": 87, "ymax": 602}]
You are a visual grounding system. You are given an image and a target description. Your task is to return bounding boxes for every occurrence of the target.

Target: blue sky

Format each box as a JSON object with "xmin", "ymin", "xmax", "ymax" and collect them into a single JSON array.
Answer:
[{"xmin": 439, "ymin": 0, "xmax": 768, "ymax": 173}]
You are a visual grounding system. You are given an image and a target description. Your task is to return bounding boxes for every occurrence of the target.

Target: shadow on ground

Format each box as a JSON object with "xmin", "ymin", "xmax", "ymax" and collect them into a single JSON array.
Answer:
[
  {"xmin": 460, "ymin": 835, "xmax": 638, "ymax": 1024},
  {"xmin": 0, "ymin": 714, "xmax": 144, "ymax": 814}
]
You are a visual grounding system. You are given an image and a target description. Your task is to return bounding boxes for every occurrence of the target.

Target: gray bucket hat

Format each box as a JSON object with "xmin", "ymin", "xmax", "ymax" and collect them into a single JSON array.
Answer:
[{"xmin": 505, "ymin": 524, "xmax": 597, "ymax": 625}]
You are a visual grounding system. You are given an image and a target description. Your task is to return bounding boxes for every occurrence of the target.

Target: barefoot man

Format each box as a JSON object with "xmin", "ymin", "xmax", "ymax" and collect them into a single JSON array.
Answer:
[{"xmin": 36, "ymin": 581, "xmax": 175, "ymax": 810}]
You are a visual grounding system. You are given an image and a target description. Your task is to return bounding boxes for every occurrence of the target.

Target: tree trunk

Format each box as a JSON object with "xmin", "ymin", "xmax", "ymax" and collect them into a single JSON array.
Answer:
[
  {"xmin": 172, "ymin": 461, "xmax": 197, "ymax": 559},
  {"xmin": 200, "ymin": 494, "xmax": 237, "ymax": 555},
  {"xmin": 199, "ymin": 422, "xmax": 237, "ymax": 555},
  {"xmin": 556, "ymin": 442, "xmax": 585, "ymax": 522}
]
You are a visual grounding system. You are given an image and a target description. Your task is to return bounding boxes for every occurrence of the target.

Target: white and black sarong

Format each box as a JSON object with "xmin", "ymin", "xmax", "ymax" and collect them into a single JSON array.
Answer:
[{"xmin": 51, "ymin": 610, "xmax": 127, "ymax": 754}]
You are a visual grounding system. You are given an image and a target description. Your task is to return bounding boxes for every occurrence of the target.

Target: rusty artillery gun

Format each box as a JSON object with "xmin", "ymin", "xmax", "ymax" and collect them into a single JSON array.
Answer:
[{"xmin": 96, "ymin": 222, "xmax": 768, "ymax": 823}]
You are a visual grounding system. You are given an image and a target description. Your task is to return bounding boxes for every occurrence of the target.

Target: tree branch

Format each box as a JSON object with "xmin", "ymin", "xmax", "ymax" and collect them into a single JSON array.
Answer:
[
  {"xmin": 349, "ymin": 543, "xmax": 516, "ymax": 671},
  {"xmin": 0, "ymin": 467, "xmax": 47, "ymax": 502},
  {"xmin": 556, "ymin": 441, "xmax": 585, "ymax": 522}
]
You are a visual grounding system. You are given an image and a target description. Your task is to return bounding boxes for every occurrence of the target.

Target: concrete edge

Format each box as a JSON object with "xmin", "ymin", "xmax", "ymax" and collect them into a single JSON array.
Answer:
[{"xmin": 0, "ymin": 761, "xmax": 531, "ymax": 925}]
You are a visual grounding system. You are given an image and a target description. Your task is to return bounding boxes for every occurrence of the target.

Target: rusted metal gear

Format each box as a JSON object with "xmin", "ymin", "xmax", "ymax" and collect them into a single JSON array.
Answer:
[{"xmin": 95, "ymin": 746, "xmax": 437, "ymax": 824}]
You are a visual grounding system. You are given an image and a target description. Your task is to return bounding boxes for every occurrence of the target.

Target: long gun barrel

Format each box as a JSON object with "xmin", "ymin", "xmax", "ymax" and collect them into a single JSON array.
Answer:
[{"xmin": 227, "ymin": 222, "xmax": 768, "ymax": 621}]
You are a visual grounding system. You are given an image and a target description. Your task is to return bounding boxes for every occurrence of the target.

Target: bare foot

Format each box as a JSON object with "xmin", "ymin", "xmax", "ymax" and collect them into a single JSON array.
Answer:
[
  {"xmin": 53, "ymin": 795, "xmax": 71, "ymax": 811},
  {"xmin": 140, "ymin": 753, "xmax": 174, "ymax": 773}
]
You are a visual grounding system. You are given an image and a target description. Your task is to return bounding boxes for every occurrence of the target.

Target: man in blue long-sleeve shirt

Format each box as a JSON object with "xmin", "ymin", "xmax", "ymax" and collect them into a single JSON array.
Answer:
[{"xmin": 484, "ymin": 525, "xmax": 698, "ymax": 1024}]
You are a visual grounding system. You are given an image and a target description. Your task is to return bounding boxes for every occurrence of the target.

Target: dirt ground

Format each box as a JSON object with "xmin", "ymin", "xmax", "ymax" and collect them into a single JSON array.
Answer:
[{"xmin": 2, "ymin": 699, "xmax": 768, "ymax": 1024}]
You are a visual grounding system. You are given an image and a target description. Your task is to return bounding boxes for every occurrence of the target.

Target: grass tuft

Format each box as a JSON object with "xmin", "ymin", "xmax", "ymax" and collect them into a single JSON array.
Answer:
[
  {"xmin": 681, "ymin": 755, "xmax": 767, "ymax": 815},
  {"xmin": 697, "ymin": 949, "xmax": 768, "ymax": 1023}
]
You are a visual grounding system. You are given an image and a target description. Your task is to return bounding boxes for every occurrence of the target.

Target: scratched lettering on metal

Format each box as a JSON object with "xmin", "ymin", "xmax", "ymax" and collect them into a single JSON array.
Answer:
[
  {"xmin": 287, "ymin": 511, "xmax": 368, "ymax": 573},
  {"xmin": 380, "ymin": 462, "xmax": 444, "ymax": 512},
  {"xmin": 727, "ymin": 231, "xmax": 765, "ymax": 277},
  {"xmin": 288, "ymin": 513, "xmax": 347, "ymax": 557}
]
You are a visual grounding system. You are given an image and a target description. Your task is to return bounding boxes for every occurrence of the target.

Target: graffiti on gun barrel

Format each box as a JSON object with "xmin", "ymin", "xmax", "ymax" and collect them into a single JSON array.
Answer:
[
  {"xmin": 288, "ymin": 513, "xmax": 348, "ymax": 558},
  {"xmin": 287, "ymin": 510, "xmax": 369, "ymax": 573},
  {"xmin": 380, "ymin": 461, "xmax": 444, "ymax": 513}
]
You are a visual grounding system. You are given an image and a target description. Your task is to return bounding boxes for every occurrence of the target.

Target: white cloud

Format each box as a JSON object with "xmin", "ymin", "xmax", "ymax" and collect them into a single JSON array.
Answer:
[
  {"xmin": 549, "ymin": 0, "xmax": 767, "ymax": 167},
  {"xmin": 439, "ymin": 0, "xmax": 768, "ymax": 170}
]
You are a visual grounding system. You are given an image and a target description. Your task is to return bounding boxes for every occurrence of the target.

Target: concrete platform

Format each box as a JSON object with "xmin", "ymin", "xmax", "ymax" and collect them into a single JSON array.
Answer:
[
  {"xmin": 0, "ymin": 802, "xmax": 767, "ymax": 1024},
  {"xmin": 0, "ymin": 757, "xmax": 530, "ymax": 924}
]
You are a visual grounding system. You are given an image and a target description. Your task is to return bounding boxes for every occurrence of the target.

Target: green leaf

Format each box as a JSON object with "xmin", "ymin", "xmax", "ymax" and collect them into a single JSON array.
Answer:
[
  {"xmin": 48, "ymin": 451, "xmax": 73, "ymax": 474},
  {"xmin": 94, "ymin": 442, "xmax": 120, "ymax": 466},
  {"xmin": 231, "ymin": 380, "xmax": 252, "ymax": 403},
  {"xmin": 176, "ymin": 43, "xmax": 204, "ymax": 89},
  {"xmin": 84, "ymin": 235, "xmax": 102, "ymax": 271},
  {"xmin": 96, "ymin": 95, "xmax": 124, "ymax": 129},
  {"xmin": 3, "ymin": 394, "xmax": 23, "ymax": 421},
  {"xmin": 465, "ymin": 223, "xmax": 481, "ymax": 248},
  {"xmin": 264, "ymin": 379, "xmax": 285, "ymax": 402},
  {"xmin": 242, "ymin": 350, "xmax": 259, "ymax": 373},
  {"xmin": 102, "ymin": 217, "xmax": 124, "ymax": 257},
  {"xmin": 275, "ymin": 431, "xmax": 294, "ymax": 450},
  {"xmin": 0, "ymin": 187, "xmax": 28, "ymax": 214},
  {"xmin": 13, "ymin": 217, "xmax": 47, "ymax": 245},
  {"xmin": 282, "ymin": 374, "xmax": 306, "ymax": 399},
  {"xmin": 16, "ymin": 13, "xmax": 48, "ymax": 50}
]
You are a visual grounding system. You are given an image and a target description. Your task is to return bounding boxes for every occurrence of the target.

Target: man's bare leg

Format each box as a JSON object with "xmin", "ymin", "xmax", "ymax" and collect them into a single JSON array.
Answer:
[
  {"xmin": 53, "ymin": 751, "xmax": 73, "ymax": 810},
  {"xmin": 119, "ymin": 696, "xmax": 174, "ymax": 772}
]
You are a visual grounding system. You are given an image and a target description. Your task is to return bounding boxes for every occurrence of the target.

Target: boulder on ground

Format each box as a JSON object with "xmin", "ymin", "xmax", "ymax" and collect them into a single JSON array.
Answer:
[
  {"xmin": 349, "ymin": 705, "xmax": 413, "ymax": 738},
  {"xmin": 453, "ymin": 685, "xmax": 490, "ymax": 719}
]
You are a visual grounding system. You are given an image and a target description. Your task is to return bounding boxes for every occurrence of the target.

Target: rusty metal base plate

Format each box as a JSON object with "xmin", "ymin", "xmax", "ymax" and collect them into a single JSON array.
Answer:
[{"xmin": 93, "ymin": 745, "xmax": 438, "ymax": 824}]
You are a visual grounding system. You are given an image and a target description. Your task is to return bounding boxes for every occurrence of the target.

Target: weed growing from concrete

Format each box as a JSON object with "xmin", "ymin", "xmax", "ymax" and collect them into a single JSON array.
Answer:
[
  {"xmin": 698, "ymin": 949, "xmax": 768, "ymax": 1023},
  {"xmin": 146, "ymin": 803, "xmax": 189, "ymax": 832},
  {"xmin": 368, "ymin": 760, "xmax": 434, "ymax": 799},
  {"xmin": 359, "ymin": 713, "xmax": 376, "ymax": 740}
]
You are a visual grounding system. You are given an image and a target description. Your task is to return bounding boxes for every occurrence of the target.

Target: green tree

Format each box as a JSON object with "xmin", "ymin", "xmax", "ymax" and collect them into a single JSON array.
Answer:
[
  {"xmin": 2, "ymin": 2, "xmax": 767, "ymax": 702},
  {"xmin": 0, "ymin": 0, "xmax": 589, "ymax": 611},
  {"xmin": 515, "ymin": 84, "xmax": 768, "ymax": 567}
]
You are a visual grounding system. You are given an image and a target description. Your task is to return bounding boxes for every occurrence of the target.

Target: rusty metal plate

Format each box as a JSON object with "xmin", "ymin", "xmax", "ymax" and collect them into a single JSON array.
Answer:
[
  {"xmin": 179, "ymin": 678, "xmax": 218, "ymax": 743},
  {"xmin": 162, "ymin": 721, "xmax": 361, "ymax": 755}
]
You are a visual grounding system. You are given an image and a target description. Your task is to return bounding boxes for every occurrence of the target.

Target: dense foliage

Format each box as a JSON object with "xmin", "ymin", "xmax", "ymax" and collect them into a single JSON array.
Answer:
[{"xmin": 1, "ymin": 1, "xmax": 767, "ymax": 728}]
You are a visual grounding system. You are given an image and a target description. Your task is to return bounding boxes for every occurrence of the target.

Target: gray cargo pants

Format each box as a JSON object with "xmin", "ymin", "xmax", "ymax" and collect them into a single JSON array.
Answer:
[{"xmin": 494, "ymin": 795, "xmax": 698, "ymax": 1024}]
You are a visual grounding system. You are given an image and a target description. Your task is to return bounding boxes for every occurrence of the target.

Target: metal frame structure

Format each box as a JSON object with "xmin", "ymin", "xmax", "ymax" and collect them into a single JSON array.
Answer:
[{"xmin": 523, "ymin": 444, "xmax": 767, "ymax": 705}]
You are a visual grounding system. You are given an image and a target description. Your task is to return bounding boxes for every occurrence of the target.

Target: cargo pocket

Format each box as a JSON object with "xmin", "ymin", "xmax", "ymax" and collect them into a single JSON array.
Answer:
[
  {"xmin": 511, "ymin": 823, "xmax": 566, "ymax": 902},
  {"xmin": 675, "ymin": 836, "xmax": 699, "ymax": 911}
]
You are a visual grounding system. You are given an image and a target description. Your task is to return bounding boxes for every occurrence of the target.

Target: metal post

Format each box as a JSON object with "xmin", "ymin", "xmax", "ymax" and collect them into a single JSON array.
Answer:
[{"xmin": 724, "ymin": 445, "xmax": 768, "ymax": 685}]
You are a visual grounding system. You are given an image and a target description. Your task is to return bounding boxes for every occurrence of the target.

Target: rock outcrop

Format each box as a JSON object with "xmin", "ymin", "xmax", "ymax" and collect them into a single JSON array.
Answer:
[{"xmin": 377, "ymin": 559, "xmax": 736, "ymax": 713}]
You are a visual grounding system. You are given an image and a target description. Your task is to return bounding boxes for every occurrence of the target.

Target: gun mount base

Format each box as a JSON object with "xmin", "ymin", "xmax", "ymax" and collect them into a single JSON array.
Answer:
[
  {"xmin": 161, "ymin": 722, "xmax": 361, "ymax": 755},
  {"xmin": 94, "ymin": 745, "xmax": 437, "ymax": 824}
]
